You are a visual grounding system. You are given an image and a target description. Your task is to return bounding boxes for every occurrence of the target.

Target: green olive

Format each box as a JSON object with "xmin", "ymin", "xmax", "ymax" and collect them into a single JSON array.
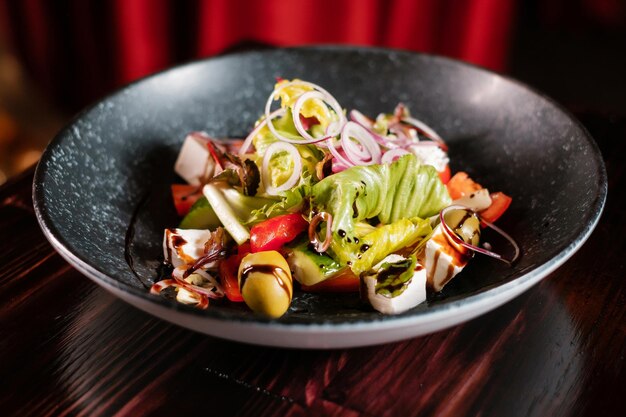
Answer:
[
  {"xmin": 443, "ymin": 208, "xmax": 481, "ymax": 246},
  {"xmin": 238, "ymin": 251, "xmax": 293, "ymax": 318}
]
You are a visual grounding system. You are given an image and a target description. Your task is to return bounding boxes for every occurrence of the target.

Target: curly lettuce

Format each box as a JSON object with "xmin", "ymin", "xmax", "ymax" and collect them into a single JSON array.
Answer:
[
  {"xmin": 246, "ymin": 175, "xmax": 314, "ymax": 225},
  {"xmin": 340, "ymin": 217, "xmax": 431, "ymax": 275},
  {"xmin": 310, "ymin": 154, "xmax": 450, "ymax": 272},
  {"xmin": 311, "ymin": 154, "xmax": 450, "ymax": 233},
  {"xmin": 274, "ymin": 79, "xmax": 332, "ymax": 128}
]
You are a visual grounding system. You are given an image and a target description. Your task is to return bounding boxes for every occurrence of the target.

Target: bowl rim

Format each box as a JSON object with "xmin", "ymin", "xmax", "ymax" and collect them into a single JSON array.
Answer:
[{"xmin": 32, "ymin": 45, "xmax": 608, "ymax": 330}]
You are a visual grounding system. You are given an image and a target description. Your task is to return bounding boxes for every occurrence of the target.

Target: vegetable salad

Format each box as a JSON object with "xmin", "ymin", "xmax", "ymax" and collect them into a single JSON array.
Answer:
[{"xmin": 151, "ymin": 79, "xmax": 519, "ymax": 317}]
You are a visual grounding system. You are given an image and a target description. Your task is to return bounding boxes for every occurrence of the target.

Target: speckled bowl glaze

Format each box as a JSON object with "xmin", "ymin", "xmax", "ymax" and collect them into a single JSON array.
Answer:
[{"xmin": 33, "ymin": 46, "xmax": 606, "ymax": 348}]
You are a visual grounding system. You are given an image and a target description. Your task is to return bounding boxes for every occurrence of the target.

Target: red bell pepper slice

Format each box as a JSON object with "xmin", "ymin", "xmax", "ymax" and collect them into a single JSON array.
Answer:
[{"xmin": 250, "ymin": 213, "xmax": 308, "ymax": 253}]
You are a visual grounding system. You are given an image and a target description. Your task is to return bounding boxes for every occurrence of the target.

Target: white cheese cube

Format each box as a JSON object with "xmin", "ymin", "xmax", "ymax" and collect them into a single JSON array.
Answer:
[
  {"xmin": 174, "ymin": 133, "xmax": 216, "ymax": 185},
  {"xmin": 425, "ymin": 224, "xmax": 470, "ymax": 291},
  {"xmin": 452, "ymin": 188, "xmax": 492, "ymax": 212},
  {"xmin": 362, "ymin": 254, "xmax": 427, "ymax": 315},
  {"xmin": 163, "ymin": 228, "xmax": 216, "ymax": 268},
  {"xmin": 408, "ymin": 144, "xmax": 449, "ymax": 172},
  {"xmin": 176, "ymin": 273, "xmax": 209, "ymax": 304}
]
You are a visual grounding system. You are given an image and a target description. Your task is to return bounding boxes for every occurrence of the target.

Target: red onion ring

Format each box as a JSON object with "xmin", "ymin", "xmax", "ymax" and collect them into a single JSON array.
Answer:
[
  {"xmin": 150, "ymin": 279, "xmax": 210, "ymax": 309},
  {"xmin": 349, "ymin": 109, "xmax": 374, "ymax": 128},
  {"xmin": 381, "ymin": 148, "xmax": 411, "ymax": 164},
  {"xmin": 239, "ymin": 109, "xmax": 284, "ymax": 156},
  {"xmin": 292, "ymin": 90, "xmax": 345, "ymax": 141},
  {"xmin": 350, "ymin": 110, "xmax": 405, "ymax": 149},
  {"xmin": 439, "ymin": 205, "xmax": 520, "ymax": 264},
  {"xmin": 265, "ymin": 108, "xmax": 330, "ymax": 145},
  {"xmin": 309, "ymin": 212, "xmax": 333, "ymax": 253},
  {"xmin": 172, "ymin": 267, "xmax": 224, "ymax": 299},
  {"xmin": 193, "ymin": 269, "xmax": 225, "ymax": 298},
  {"xmin": 325, "ymin": 137, "xmax": 354, "ymax": 169},
  {"xmin": 331, "ymin": 160, "xmax": 351, "ymax": 173},
  {"xmin": 289, "ymin": 80, "xmax": 347, "ymax": 127},
  {"xmin": 261, "ymin": 141, "xmax": 303, "ymax": 195},
  {"xmin": 264, "ymin": 81, "xmax": 346, "ymax": 144},
  {"xmin": 150, "ymin": 279, "xmax": 177, "ymax": 295},
  {"xmin": 401, "ymin": 116, "xmax": 448, "ymax": 151},
  {"xmin": 341, "ymin": 122, "xmax": 382, "ymax": 165}
]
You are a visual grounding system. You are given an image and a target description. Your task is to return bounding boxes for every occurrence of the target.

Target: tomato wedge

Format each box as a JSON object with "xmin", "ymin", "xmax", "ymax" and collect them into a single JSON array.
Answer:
[
  {"xmin": 479, "ymin": 192, "xmax": 512, "ymax": 224},
  {"xmin": 218, "ymin": 243, "xmax": 250, "ymax": 302},
  {"xmin": 171, "ymin": 184, "xmax": 201, "ymax": 217},
  {"xmin": 301, "ymin": 269, "xmax": 360, "ymax": 293},
  {"xmin": 446, "ymin": 171, "xmax": 482, "ymax": 200},
  {"xmin": 250, "ymin": 213, "xmax": 308, "ymax": 253},
  {"xmin": 219, "ymin": 256, "xmax": 243, "ymax": 302},
  {"xmin": 438, "ymin": 165, "xmax": 451, "ymax": 184},
  {"xmin": 299, "ymin": 114, "xmax": 319, "ymax": 130}
]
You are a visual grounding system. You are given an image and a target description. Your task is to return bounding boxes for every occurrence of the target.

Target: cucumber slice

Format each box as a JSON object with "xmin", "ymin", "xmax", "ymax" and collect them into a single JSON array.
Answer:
[
  {"xmin": 287, "ymin": 242, "xmax": 343, "ymax": 286},
  {"xmin": 179, "ymin": 197, "xmax": 221, "ymax": 230},
  {"xmin": 203, "ymin": 183, "xmax": 250, "ymax": 245}
]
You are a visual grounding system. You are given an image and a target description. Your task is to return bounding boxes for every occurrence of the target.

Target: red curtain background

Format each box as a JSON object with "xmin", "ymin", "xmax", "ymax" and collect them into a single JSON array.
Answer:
[{"xmin": 0, "ymin": 0, "xmax": 518, "ymax": 111}]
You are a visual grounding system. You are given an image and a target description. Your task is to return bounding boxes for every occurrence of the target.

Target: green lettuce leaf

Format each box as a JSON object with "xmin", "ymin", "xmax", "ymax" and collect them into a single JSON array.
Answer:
[
  {"xmin": 251, "ymin": 108, "xmax": 325, "ymax": 190},
  {"xmin": 310, "ymin": 154, "xmax": 448, "ymax": 273},
  {"xmin": 311, "ymin": 154, "xmax": 450, "ymax": 236},
  {"xmin": 331, "ymin": 217, "xmax": 431, "ymax": 275},
  {"xmin": 246, "ymin": 176, "xmax": 314, "ymax": 225},
  {"xmin": 180, "ymin": 186, "xmax": 275, "ymax": 230},
  {"xmin": 275, "ymin": 79, "xmax": 332, "ymax": 127},
  {"xmin": 252, "ymin": 109, "xmax": 301, "ymax": 155}
]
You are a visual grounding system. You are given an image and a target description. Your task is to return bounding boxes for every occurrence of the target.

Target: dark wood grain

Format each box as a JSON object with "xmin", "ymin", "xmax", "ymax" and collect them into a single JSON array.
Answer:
[{"xmin": 0, "ymin": 114, "xmax": 624, "ymax": 417}]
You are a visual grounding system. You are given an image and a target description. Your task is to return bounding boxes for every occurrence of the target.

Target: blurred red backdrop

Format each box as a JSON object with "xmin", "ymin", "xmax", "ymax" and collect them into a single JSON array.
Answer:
[{"xmin": 0, "ymin": 0, "xmax": 517, "ymax": 111}]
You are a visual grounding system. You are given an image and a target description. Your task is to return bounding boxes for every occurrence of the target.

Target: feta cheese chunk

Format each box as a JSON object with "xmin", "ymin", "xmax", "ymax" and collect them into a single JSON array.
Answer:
[
  {"xmin": 174, "ymin": 133, "xmax": 216, "ymax": 185},
  {"xmin": 163, "ymin": 228, "xmax": 215, "ymax": 268},
  {"xmin": 408, "ymin": 144, "xmax": 449, "ymax": 172},
  {"xmin": 425, "ymin": 224, "xmax": 471, "ymax": 291},
  {"xmin": 362, "ymin": 254, "xmax": 427, "ymax": 315},
  {"xmin": 176, "ymin": 273, "xmax": 210, "ymax": 304},
  {"xmin": 452, "ymin": 188, "xmax": 492, "ymax": 212}
]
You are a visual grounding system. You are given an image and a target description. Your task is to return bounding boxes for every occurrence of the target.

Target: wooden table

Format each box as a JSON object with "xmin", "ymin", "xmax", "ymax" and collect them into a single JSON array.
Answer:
[{"xmin": 0, "ymin": 113, "xmax": 624, "ymax": 417}]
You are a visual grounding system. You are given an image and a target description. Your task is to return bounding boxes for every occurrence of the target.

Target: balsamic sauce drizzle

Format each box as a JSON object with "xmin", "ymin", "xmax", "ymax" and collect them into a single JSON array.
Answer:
[{"xmin": 124, "ymin": 191, "xmax": 151, "ymax": 286}]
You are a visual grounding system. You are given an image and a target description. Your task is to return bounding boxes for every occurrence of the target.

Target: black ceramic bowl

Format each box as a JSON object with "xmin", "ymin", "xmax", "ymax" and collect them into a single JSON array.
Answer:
[{"xmin": 33, "ymin": 46, "xmax": 606, "ymax": 348}]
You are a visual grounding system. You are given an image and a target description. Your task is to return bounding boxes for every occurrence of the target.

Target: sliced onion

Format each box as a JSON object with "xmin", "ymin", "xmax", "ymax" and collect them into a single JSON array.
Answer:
[
  {"xmin": 264, "ymin": 80, "xmax": 346, "ymax": 144},
  {"xmin": 439, "ymin": 205, "xmax": 520, "ymax": 264},
  {"xmin": 172, "ymin": 266, "xmax": 224, "ymax": 299},
  {"xmin": 292, "ymin": 91, "xmax": 326, "ymax": 140},
  {"xmin": 389, "ymin": 124, "xmax": 411, "ymax": 142},
  {"xmin": 193, "ymin": 268, "xmax": 225, "ymax": 298},
  {"xmin": 239, "ymin": 109, "xmax": 284, "ymax": 156},
  {"xmin": 289, "ymin": 80, "xmax": 347, "ymax": 133},
  {"xmin": 150, "ymin": 279, "xmax": 177, "ymax": 295},
  {"xmin": 150, "ymin": 279, "xmax": 210, "ymax": 309},
  {"xmin": 353, "ymin": 112, "xmax": 419, "ymax": 150},
  {"xmin": 261, "ymin": 141, "xmax": 302, "ymax": 195},
  {"xmin": 401, "ymin": 116, "xmax": 448, "ymax": 151},
  {"xmin": 381, "ymin": 148, "xmax": 410, "ymax": 164},
  {"xmin": 309, "ymin": 212, "xmax": 333, "ymax": 253},
  {"xmin": 341, "ymin": 122, "xmax": 382, "ymax": 165},
  {"xmin": 350, "ymin": 110, "xmax": 405, "ymax": 149},
  {"xmin": 292, "ymin": 90, "xmax": 345, "ymax": 140},
  {"xmin": 479, "ymin": 217, "xmax": 520, "ymax": 263},
  {"xmin": 331, "ymin": 159, "xmax": 351, "ymax": 173},
  {"xmin": 349, "ymin": 109, "xmax": 374, "ymax": 128},
  {"xmin": 325, "ymin": 137, "xmax": 354, "ymax": 168}
]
